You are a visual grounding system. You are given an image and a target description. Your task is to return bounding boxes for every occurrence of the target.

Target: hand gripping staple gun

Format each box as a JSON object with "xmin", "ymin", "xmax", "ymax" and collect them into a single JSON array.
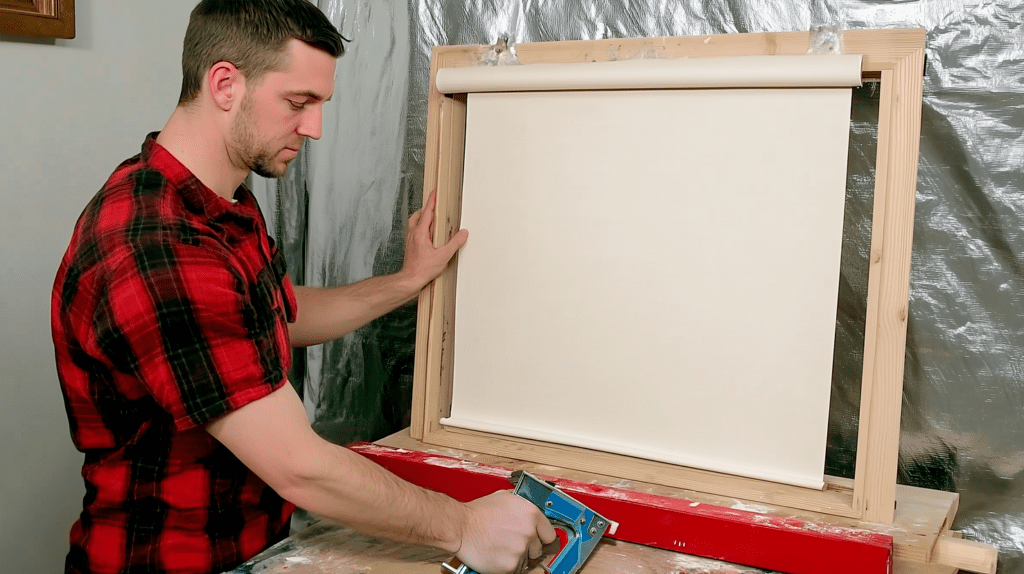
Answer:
[{"xmin": 442, "ymin": 470, "xmax": 614, "ymax": 574}]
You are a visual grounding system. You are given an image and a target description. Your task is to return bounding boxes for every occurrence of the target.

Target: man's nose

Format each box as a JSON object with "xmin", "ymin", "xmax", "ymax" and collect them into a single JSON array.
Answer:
[{"xmin": 298, "ymin": 106, "xmax": 323, "ymax": 140}]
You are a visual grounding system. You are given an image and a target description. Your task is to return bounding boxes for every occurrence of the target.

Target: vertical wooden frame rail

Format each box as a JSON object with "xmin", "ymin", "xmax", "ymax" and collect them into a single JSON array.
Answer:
[{"xmin": 412, "ymin": 28, "xmax": 926, "ymax": 524}]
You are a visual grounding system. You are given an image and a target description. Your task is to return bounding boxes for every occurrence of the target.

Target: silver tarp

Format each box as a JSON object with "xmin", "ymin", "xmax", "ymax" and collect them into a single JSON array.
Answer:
[{"xmin": 250, "ymin": 0, "xmax": 1024, "ymax": 571}]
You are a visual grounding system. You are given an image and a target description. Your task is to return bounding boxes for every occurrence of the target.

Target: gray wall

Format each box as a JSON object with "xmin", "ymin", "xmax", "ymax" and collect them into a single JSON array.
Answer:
[{"xmin": 0, "ymin": 3, "xmax": 193, "ymax": 571}]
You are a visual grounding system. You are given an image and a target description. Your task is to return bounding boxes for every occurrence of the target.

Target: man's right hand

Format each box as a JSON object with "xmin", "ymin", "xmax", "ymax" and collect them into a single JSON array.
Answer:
[{"xmin": 456, "ymin": 491, "xmax": 557, "ymax": 574}]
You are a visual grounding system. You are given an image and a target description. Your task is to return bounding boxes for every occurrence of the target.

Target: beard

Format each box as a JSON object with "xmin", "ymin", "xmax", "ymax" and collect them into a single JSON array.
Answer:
[
  {"xmin": 230, "ymin": 94, "xmax": 293, "ymax": 179},
  {"xmin": 249, "ymin": 153, "xmax": 285, "ymax": 179}
]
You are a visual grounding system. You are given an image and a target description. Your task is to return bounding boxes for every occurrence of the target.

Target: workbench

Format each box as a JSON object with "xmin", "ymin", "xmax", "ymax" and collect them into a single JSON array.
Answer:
[
  {"xmin": 229, "ymin": 431, "xmax": 966, "ymax": 574},
  {"xmin": 232, "ymin": 519, "xmax": 798, "ymax": 574}
]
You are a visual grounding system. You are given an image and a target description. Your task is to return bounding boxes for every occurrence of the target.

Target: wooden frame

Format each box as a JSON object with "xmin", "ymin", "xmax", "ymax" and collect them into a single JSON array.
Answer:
[
  {"xmin": 411, "ymin": 28, "xmax": 925, "ymax": 525},
  {"xmin": 0, "ymin": 0, "xmax": 75, "ymax": 39}
]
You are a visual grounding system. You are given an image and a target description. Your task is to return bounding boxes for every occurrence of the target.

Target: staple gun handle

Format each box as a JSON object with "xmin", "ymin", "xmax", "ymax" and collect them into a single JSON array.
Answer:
[
  {"xmin": 510, "ymin": 471, "xmax": 610, "ymax": 574},
  {"xmin": 441, "ymin": 471, "xmax": 610, "ymax": 574}
]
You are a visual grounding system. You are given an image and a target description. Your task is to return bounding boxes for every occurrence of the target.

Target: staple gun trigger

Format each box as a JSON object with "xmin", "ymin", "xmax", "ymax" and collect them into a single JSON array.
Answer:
[{"xmin": 442, "ymin": 470, "xmax": 612, "ymax": 574}]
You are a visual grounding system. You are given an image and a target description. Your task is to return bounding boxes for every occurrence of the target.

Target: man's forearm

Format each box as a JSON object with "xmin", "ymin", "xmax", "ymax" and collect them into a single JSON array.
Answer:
[
  {"xmin": 277, "ymin": 437, "xmax": 467, "ymax": 552},
  {"xmin": 207, "ymin": 383, "xmax": 465, "ymax": 550},
  {"xmin": 278, "ymin": 438, "xmax": 552, "ymax": 572},
  {"xmin": 207, "ymin": 383, "xmax": 552, "ymax": 574},
  {"xmin": 286, "ymin": 191, "xmax": 468, "ymax": 348},
  {"xmin": 288, "ymin": 273, "xmax": 421, "ymax": 347}
]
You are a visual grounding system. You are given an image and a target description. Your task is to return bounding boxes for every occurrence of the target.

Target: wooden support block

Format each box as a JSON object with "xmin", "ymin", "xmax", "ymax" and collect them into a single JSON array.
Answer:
[
  {"xmin": 894, "ymin": 558, "xmax": 958, "ymax": 574},
  {"xmin": 891, "ymin": 482, "xmax": 959, "ymax": 563},
  {"xmin": 350, "ymin": 443, "xmax": 893, "ymax": 574},
  {"xmin": 931, "ymin": 535, "xmax": 998, "ymax": 574}
]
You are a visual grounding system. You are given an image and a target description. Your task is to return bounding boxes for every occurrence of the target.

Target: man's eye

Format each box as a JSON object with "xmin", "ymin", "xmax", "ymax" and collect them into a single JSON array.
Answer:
[{"xmin": 288, "ymin": 100, "xmax": 305, "ymax": 110}]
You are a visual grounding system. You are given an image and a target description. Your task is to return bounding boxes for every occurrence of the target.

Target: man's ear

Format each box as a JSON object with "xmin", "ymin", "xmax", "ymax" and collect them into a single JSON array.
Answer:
[{"xmin": 208, "ymin": 61, "xmax": 243, "ymax": 111}]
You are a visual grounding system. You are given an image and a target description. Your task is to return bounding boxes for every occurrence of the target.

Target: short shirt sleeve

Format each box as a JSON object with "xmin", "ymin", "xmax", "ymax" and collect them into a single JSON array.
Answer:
[{"xmin": 100, "ymin": 234, "xmax": 294, "ymax": 430}]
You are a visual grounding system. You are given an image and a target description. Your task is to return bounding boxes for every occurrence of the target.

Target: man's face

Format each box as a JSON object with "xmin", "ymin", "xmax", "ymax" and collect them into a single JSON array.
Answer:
[{"xmin": 230, "ymin": 39, "xmax": 336, "ymax": 178}]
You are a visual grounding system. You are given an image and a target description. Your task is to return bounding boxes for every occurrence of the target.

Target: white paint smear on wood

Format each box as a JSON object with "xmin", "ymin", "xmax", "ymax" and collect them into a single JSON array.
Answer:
[{"xmin": 444, "ymin": 73, "xmax": 853, "ymax": 489}]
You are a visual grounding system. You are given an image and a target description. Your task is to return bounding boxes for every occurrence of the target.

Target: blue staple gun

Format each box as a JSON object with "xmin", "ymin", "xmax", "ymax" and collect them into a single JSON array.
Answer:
[{"xmin": 442, "ymin": 470, "xmax": 614, "ymax": 574}]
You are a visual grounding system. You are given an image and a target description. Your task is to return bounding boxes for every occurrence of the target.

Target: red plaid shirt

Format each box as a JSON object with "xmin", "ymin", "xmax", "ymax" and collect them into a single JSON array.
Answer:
[{"xmin": 52, "ymin": 134, "xmax": 297, "ymax": 574}]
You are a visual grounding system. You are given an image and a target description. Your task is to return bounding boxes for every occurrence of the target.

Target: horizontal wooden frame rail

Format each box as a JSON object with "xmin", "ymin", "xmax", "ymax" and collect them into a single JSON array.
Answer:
[{"xmin": 411, "ymin": 28, "xmax": 926, "ymax": 526}]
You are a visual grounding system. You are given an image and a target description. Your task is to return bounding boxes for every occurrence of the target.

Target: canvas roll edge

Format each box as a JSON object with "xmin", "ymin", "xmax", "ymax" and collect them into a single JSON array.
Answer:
[{"xmin": 435, "ymin": 54, "xmax": 863, "ymax": 93}]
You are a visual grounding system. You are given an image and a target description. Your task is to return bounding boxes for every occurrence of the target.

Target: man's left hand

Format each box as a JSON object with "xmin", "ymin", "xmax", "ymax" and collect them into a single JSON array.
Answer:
[{"xmin": 400, "ymin": 189, "xmax": 469, "ymax": 291}]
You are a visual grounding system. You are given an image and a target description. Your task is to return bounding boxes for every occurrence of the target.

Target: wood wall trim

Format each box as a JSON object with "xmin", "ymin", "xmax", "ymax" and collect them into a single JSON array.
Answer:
[{"xmin": 0, "ymin": 0, "xmax": 75, "ymax": 39}]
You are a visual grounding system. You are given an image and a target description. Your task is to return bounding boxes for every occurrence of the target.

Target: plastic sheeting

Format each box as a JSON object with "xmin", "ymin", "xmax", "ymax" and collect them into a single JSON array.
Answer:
[{"xmin": 257, "ymin": 0, "xmax": 1023, "ymax": 570}]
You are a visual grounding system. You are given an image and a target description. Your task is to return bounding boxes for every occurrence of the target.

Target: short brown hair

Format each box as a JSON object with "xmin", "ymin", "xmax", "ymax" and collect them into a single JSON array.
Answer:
[{"xmin": 178, "ymin": 0, "xmax": 345, "ymax": 105}]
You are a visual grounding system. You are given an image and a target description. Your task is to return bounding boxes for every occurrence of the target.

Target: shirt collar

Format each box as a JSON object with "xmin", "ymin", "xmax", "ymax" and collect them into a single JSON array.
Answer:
[{"xmin": 140, "ymin": 132, "xmax": 260, "ymax": 228}]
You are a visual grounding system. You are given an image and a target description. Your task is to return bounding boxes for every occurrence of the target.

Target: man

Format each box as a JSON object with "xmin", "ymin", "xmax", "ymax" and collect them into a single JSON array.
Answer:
[{"xmin": 51, "ymin": 2, "xmax": 554, "ymax": 573}]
